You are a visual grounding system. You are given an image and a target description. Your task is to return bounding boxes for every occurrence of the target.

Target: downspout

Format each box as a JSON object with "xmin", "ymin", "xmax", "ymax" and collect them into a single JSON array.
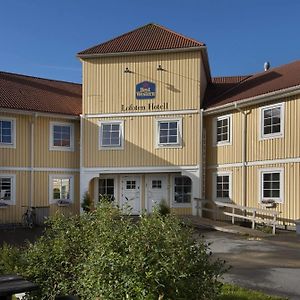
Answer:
[
  {"xmin": 234, "ymin": 103, "xmax": 249, "ymax": 208},
  {"xmin": 198, "ymin": 108, "xmax": 204, "ymax": 217},
  {"xmin": 29, "ymin": 113, "xmax": 37, "ymax": 207}
]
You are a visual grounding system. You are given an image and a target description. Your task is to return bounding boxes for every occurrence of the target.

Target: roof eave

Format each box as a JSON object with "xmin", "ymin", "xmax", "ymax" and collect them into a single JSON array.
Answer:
[
  {"xmin": 77, "ymin": 46, "xmax": 206, "ymax": 59},
  {"xmin": 204, "ymin": 84, "xmax": 300, "ymax": 115},
  {"xmin": 0, "ymin": 107, "xmax": 80, "ymax": 120}
]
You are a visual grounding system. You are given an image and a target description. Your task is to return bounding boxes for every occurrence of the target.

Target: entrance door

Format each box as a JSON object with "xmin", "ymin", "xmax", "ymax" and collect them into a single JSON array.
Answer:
[
  {"xmin": 121, "ymin": 176, "xmax": 141, "ymax": 214},
  {"xmin": 146, "ymin": 175, "xmax": 168, "ymax": 213}
]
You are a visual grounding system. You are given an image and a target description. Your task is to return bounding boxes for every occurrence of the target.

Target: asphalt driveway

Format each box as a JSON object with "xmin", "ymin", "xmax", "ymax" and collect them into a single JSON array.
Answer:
[{"xmin": 202, "ymin": 229, "xmax": 300, "ymax": 300}]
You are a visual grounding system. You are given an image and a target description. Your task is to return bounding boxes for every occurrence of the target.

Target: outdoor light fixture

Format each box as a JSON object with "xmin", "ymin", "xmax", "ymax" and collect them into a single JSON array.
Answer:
[
  {"xmin": 157, "ymin": 65, "xmax": 165, "ymax": 71},
  {"xmin": 124, "ymin": 67, "xmax": 132, "ymax": 73}
]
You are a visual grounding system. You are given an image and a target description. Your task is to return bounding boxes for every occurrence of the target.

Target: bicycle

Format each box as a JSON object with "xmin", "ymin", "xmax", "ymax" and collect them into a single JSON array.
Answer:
[{"xmin": 22, "ymin": 206, "xmax": 36, "ymax": 228}]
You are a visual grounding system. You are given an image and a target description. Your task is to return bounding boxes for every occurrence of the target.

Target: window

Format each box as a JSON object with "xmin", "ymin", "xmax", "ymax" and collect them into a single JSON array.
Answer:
[
  {"xmin": 156, "ymin": 118, "xmax": 182, "ymax": 147},
  {"xmin": 99, "ymin": 178, "xmax": 115, "ymax": 201},
  {"xmin": 0, "ymin": 174, "xmax": 16, "ymax": 205},
  {"xmin": 214, "ymin": 115, "xmax": 231, "ymax": 145},
  {"xmin": 215, "ymin": 173, "xmax": 231, "ymax": 202},
  {"xmin": 174, "ymin": 176, "xmax": 192, "ymax": 204},
  {"xmin": 260, "ymin": 103, "xmax": 284, "ymax": 139},
  {"xmin": 0, "ymin": 118, "xmax": 16, "ymax": 148},
  {"xmin": 126, "ymin": 181, "xmax": 136, "ymax": 189},
  {"xmin": 260, "ymin": 169, "xmax": 283, "ymax": 203},
  {"xmin": 50, "ymin": 122, "xmax": 74, "ymax": 151},
  {"xmin": 49, "ymin": 175, "xmax": 74, "ymax": 204},
  {"xmin": 99, "ymin": 121, "xmax": 124, "ymax": 149},
  {"xmin": 152, "ymin": 180, "xmax": 162, "ymax": 189}
]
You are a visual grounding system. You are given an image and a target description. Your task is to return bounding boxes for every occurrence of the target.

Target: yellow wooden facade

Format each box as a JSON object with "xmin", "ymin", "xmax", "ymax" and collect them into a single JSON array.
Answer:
[
  {"xmin": 80, "ymin": 49, "xmax": 206, "ymax": 216},
  {"xmin": 204, "ymin": 95, "xmax": 300, "ymax": 224},
  {"xmin": 0, "ymin": 112, "xmax": 80, "ymax": 223}
]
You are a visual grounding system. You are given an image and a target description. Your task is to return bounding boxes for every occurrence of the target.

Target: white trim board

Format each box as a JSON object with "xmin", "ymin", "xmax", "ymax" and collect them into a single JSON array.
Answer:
[
  {"xmin": 81, "ymin": 165, "xmax": 200, "ymax": 174},
  {"xmin": 0, "ymin": 167, "xmax": 79, "ymax": 172},
  {"xmin": 207, "ymin": 157, "xmax": 300, "ymax": 169},
  {"xmin": 84, "ymin": 109, "xmax": 199, "ymax": 119},
  {"xmin": 0, "ymin": 108, "xmax": 79, "ymax": 120}
]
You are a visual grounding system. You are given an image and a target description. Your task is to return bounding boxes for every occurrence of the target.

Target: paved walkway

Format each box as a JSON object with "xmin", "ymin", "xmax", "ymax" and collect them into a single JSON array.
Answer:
[
  {"xmin": 181, "ymin": 216, "xmax": 272, "ymax": 238},
  {"xmin": 202, "ymin": 229, "xmax": 300, "ymax": 300}
]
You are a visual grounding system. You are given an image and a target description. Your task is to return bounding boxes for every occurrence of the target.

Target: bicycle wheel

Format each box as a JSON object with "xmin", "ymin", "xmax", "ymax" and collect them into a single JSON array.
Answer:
[{"xmin": 22, "ymin": 213, "xmax": 29, "ymax": 228}]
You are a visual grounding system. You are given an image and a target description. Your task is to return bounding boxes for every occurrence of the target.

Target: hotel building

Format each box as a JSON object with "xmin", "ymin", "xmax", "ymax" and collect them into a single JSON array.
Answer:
[{"xmin": 1, "ymin": 24, "xmax": 300, "ymax": 226}]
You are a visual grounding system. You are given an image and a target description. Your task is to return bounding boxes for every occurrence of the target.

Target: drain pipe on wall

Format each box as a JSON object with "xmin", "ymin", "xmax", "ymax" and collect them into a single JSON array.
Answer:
[
  {"xmin": 234, "ymin": 103, "xmax": 250, "ymax": 208},
  {"xmin": 29, "ymin": 113, "xmax": 37, "ymax": 207}
]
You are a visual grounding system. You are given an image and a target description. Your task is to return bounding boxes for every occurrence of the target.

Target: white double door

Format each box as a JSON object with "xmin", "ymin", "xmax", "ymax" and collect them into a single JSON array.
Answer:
[
  {"xmin": 121, "ymin": 175, "xmax": 141, "ymax": 214},
  {"xmin": 120, "ymin": 175, "xmax": 168, "ymax": 214},
  {"xmin": 146, "ymin": 175, "xmax": 168, "ymax": 213}
]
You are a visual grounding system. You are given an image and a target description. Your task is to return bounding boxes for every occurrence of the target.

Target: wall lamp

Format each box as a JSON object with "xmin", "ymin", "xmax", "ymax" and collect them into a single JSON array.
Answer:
[
  {"xmin": 124, "ymin": 67, "xmax": 133, "ymax": 73},
  {"xmin": 157, "ymin": 65, "xmax": 165, "ymax": 71}
]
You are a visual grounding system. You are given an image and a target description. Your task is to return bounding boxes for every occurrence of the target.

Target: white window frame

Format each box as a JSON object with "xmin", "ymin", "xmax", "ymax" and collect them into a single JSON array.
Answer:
[
  {"xmin": 155, "ymin": 118, "xmax": 182, "ymax": 148},
  {"xmin": 49, "ymin": 122, "xmax": 75, "ymax": 151},
  {"xmin": 49, "ymin": 174, "xmax": 74, "ymax": 204},
  {"xmin": 213, "ymin": 114, "xmax": 232, "ymax": 146},
  {"xmin": 98, "ymin": 120, "xmax": 124, "ymax": 150},
  {"xmin": 0, "ymin": 174, "xmax": 16, "ymax": 205},
  {"xmin": 259, "ymin": 168, "xmax": 284, "ymax": 204},
  {"xmin": 213, "ymin": 171, "xmax": 232, "ymax": 203},
  {"xmin": 0, "ymin": 117, "xmax": 16, "ymax": 148},
  {"xmin": 259, "ymin": 103, "xmax": 284, "ymax": 140},
  {"xmin": 171, "ymin": 174, "xmax": 192, "ymax": 207}
]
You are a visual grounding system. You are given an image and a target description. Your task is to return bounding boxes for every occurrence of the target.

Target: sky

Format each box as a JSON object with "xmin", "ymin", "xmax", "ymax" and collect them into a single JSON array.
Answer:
[{"xmin": 0, "ymin": 0, "xmax": 299, "ymax": 83}]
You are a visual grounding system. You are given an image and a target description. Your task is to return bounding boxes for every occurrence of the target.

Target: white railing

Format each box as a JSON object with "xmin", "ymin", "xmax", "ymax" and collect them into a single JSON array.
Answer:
[{"xmin": 194, "ymin": 198, "xmax": 281, "ymax": 235}]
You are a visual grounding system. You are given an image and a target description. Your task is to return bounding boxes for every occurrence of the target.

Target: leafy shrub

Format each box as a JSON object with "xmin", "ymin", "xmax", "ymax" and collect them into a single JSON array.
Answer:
[
  {"xmin": 81, "ymin": 191, "xmax": 93, "ymax": 212},
  {"xmin": 0, "ymin": 243, "xmax": 23, "ymax": 275},
  {"xmin": 1, "ymin": 202, "xmax": 226, "ymax": 299},
  {"xmin": 157, "ymin": 199, "xmax": 170, "ymax": 216}
]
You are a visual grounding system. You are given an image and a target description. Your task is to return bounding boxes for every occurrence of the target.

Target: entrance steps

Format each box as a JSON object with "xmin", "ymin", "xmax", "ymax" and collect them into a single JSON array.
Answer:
[{"xmin": 180, "ymin": 216, "xmax": 271, "ymax": 238}]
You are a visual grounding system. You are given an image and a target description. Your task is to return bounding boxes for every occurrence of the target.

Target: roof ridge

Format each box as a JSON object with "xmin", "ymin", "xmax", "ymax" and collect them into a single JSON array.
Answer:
[{"xmin": 0, "ymin": 70, "xmax": 82, "ymax": 86}]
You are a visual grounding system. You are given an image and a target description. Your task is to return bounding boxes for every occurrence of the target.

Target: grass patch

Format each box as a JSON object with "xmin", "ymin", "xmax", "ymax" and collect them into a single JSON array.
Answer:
[{"xmin": 218, "ymin": 284, "xmax": 287, "ymax": 300}]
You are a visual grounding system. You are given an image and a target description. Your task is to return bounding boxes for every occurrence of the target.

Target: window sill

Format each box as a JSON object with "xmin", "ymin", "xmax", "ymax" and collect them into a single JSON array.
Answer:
[
  {"xmin": 56, "ymin": 200, "xmax": 72, "ymax": 207},
  {"xmin": 0, "ymin": 144, "xmax": 16, "ymax": 149},
  {"xmin": 49, "ymin": 147, "xmax": 74, "ymax": 152},
  {"xmin": 259, "ymin": 134, "xmax": 283, "ymax": 141},
  {"xmin": 0, "ymin": 203, "xmax": 10, "ymax": 208}
]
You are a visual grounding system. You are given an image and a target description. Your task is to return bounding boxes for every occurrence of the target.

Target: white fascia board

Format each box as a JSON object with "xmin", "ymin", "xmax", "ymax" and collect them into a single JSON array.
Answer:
[
  {"xmin": 0, "ymin": 108, "xmax": 79, "ymax": 120},
  {"xmin": 77, "ymin": 46, "xmax": 206, "ymax": 59},
  {"xmin": 204, "ymin": 85, "xmax": 300, "ymax": 115}
]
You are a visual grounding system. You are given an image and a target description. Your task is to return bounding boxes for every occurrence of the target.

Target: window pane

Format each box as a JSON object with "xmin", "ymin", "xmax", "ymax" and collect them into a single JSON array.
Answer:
[
  {"xmin": 169, "ymin": 122, "xmax": 177, "ymax": 129},
  {"xmin": 160, "ymin": 122, "xmax": 168, "ymax": 129},
  {"xmin": 174, "ymin": 176, "xmax": 191, "ymax": 203},
  {"xmin": 169, "ymin": 136, "xmax": 177, "ymax": 143}
]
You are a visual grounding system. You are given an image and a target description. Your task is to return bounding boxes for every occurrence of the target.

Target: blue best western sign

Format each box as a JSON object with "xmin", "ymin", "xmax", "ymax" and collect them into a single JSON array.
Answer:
[{"xmin": 136, "ymin": 81, "xmax": 156, "ymax": 100}]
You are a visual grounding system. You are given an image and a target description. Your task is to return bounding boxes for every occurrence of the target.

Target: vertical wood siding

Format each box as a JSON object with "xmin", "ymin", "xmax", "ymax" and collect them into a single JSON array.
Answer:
[
  {"xmin": 205, "ymin": 96, "xmax": 300, "ymax": 167},
  {"xmin": 0, "ymin": 171, "xmax": 80, "ymax": 224},
  {"xmin": 0, "ymin": 113, "xmax": 80, "ymax": 169},
  {"xmin": 82, "ymin": 51, "xmax": 202, "ymax": 114},
  {"xmin": 83, "ymin": 114, "xmax": 199, "ymax": 167}
]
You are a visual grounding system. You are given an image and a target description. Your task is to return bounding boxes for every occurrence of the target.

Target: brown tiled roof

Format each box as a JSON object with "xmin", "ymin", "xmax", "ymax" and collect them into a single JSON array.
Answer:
[
  {"xmin": 0, "ymin": 71, "xmax": 82, "ymax": 116},
  {"xmin": 78, "ymin": 23, "xmax": 205, "ymax": 56},
  {"xmin": 204, "ymin": 60, "xmax": 300, "ymax": 109}
]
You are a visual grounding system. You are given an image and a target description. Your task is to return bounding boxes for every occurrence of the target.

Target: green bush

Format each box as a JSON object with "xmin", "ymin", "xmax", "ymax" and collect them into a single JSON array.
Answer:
[
  {"xmin": 0, "ymin": 243, "xmax": 23, "ymax": 275},
  {"xmin": 1, "ymin": 202, "xmax": 226, "ymax": 299},
  {"xmin": 157, "ymin": 199, "xmax": 170, "ymax": 216},
  {"xmin": 81, "ymin": 191, "xmax": 93, "ymax": 212}
]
